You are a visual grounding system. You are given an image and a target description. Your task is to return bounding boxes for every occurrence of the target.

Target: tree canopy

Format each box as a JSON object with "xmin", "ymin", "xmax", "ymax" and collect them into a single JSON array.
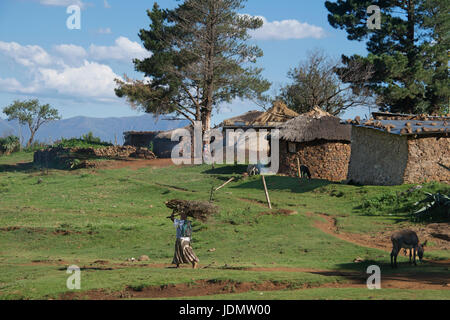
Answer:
[
  {"xmin": 325, "ymin": 0, "xmax": 449, "ymax": 114},
  {"xmin": 3, "ymin": 99, "xmax": 61, "ymax": 147},
  {"xmin": 115, "ymin": 0, "xmax": 271, "ymax": 131},
  {"xmin": 279, "ymin": 50, "xmax": 375, "ymax": 116}
]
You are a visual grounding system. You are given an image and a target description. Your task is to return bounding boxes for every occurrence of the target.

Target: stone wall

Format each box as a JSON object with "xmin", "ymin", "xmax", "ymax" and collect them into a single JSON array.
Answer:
[
  {"xmin": 279, "ymin": 139, "xmax": 351, "ymax": 182},
  {"xmin": 34, "ymin": 146, "xmax": 156, "ymax": 169},
  {"xmin": 404, "ymin": 136, "xmax": 450, "ymax": 184},
  {"xmin": 347, "ymin": 127, "xmax": 409, "ymax": 186}
]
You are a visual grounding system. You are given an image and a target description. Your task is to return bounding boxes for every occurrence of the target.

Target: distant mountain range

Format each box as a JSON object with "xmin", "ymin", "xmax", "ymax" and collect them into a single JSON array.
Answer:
[{"xmin": 0, "ymin": 114, "xmax": 189, "ymax": 145}]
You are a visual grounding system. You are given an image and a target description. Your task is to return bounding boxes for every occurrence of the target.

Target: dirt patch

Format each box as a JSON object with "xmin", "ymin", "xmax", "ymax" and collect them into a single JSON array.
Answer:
[
  {"xmin": 52, "ymin": 229, "xmax": 82, "ymax": 236},
  {"xmin": 237, "ymin": 197, "xmax": 268, "ymax": 207},
  {"xmin": 59, "ymin": 270, "xmax": 449, "ymax": 300},
  {"xmin": 259, "ymin": 209, "xmax": 298, "ymax": 216},
  {"xmin": 60, "ymin": 279, "xmax": 319, "ymax": 300},
  {"xmin": 306, "ymin": 212, "xmax": 450, "ymax": 252},
  {"xmin": 95, "ymin": 158, "xmax": 175, "ymax": 170},
  {"xmin": 0, "ymin": 226, "xmax": 47, "ymax": 233}
]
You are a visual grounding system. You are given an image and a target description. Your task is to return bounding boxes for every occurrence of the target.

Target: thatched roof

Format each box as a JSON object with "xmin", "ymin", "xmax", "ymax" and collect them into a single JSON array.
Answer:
[
  {"xmin": 372, "ymin": 112, "xmax": 450, "ymax": 121},
  {"xmin": 279, "ymin": 107, "xmax": 351, "ymax": 143},
  {"xmin": 155, "ymin": 125, "xmax": 193, "ymax": 140},
  {"xmin": 251, "ymin": 101, "xmax": 299, "ymax": 125},
  {"xmin": 346, "ymin": 118, "xmax": 450, "ymax": 136},
  {"xmin": 222, "ymin": 110, "xmax": 264, "ymax": 127}
]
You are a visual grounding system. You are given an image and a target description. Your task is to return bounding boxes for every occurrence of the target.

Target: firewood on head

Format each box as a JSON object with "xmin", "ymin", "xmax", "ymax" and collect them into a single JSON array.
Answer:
[{"xmin": 165, "ymin": 199, "xmax": 218, "ymax": 222}]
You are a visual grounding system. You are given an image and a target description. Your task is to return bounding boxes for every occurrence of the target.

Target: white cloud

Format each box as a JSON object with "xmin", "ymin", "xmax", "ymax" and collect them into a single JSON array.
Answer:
[
  {"xmin": 103, "ymin": 0, "xmax": 111, "ymax": 8},
  {"xmin": 0, "ymin": 77, "xmax": 30, "ymax": 94},
  {"xmin": 97, "ymin": 27, "xmax": 112, "ymax": 34},
  {"xmin": 89, "ymin": 36, "xmax": 151, "ymax": 62},
  {"xmin": 0, "ymin": 41, "xmax": 52, "ymax": 67},
  {"xmin": 39, "ymin": 0, "xmax": 85, "ymax": 7},
  {"xmin": 249, "ymin": 16, "xmax": 326, "ymax": 40},
  {"xmin": 37, "ymin": 61, "xmax": 121, "ymax": 100},
  {"xmin": 53, "ymin": 44, "xmax": 87, "ymax": 64},
  {"xmin": 0, "ymin": 37, "xmax": 149, "ymax": 101}
]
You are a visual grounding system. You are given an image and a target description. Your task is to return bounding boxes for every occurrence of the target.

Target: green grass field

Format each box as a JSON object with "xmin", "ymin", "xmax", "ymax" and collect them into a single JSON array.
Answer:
[{"xmin": 0, "ymin": 152, "xmax": 449, "ymax": 300}]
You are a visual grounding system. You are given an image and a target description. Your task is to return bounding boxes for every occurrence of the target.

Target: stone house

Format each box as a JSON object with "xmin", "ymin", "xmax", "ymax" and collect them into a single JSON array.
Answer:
[
  {"xmin": 278, "ymin": 107, "xmax": 351, "ymax": 181},
  {"xmin": 221, "ymin": 101, "xmax": 298, "ymax": 163},
  {"xmin": 347, "ymin": 115, "xmax": 450, "ymax": 185}
]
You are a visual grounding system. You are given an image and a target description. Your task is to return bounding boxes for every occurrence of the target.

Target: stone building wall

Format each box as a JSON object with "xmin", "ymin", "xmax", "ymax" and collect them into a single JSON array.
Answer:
[
  {"xmin": 404, "ymin": 136, "xmax": 450, "ymax": 184},
  {"xmin": 279, "ymin": 139, "xmax": 351, "ymax": 182},
  {"xmin": 347, "ymin": 127, "xmax": 408, "ymax": 186},
  {"xmin": 34, "ymin": 146, "xmax": 155, "ymax": 169}
]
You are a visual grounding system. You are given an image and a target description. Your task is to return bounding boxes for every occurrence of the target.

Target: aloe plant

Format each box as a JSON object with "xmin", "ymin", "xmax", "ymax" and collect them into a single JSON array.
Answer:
[
  {"xmin": 0, "ymin": 135, "xmax": 20, "ymax": 155},
  {"xmin": 413, "ymin": 192, "xmax": 450, "ymax": 222}
]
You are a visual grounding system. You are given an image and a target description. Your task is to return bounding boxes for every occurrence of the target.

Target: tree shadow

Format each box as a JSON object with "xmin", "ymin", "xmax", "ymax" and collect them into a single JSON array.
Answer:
[
  {"xmin": 323, "ymin": 259, "xmax": 450, "ymax": 286},
  {"xmin": 232, "ymin": 175, "xmax": 333, "ymax": 194},
  {"xmin": 0, "ymin": 162, "xmax": 40, "ymax": 173},
  {"xmin": 202, "ymin": 164, "xmax": 248, "ymax": 175}
]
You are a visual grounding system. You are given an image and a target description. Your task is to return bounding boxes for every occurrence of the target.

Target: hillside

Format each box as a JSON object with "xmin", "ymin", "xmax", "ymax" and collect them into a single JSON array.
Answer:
[{"xmin": 0, "ymin": 114, "xmax": 189, "ymax": 145}]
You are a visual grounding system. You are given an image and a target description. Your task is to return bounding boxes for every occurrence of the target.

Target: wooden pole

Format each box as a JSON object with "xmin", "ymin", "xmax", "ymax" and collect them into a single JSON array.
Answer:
[
  {"xmin": 296, "ymin": 156, "xmax": 301, "ymax": 178},
  {"xmin": 262, "ymin": 175, "xmax": 272, "ymax": 209},
  {"xmin": 215, "ymin": 177, "xmax": 235, "ymax": 191}
]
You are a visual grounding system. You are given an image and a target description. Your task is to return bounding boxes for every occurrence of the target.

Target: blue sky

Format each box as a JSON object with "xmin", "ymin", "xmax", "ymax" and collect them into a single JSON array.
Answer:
[{"xmin": 0, "ymin": 0, "xmax": 371, "ymax": 125}]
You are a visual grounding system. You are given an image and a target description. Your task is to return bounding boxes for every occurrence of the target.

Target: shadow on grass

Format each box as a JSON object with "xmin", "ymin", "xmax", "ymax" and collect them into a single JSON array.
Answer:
[
  {"xmin": 0, "ymin": 161, "xmax": 40, "ymax": 173},
  {"xmin": 232, "ymin": 175, "xmax": 333, "ymax": 194},
  {"xmin": 202, "ymin": 164, "xmax": 248, "ymax": 175},
  {"xmin": 312, "ymin": 259, "xmax": 450, "ymax": 286}
]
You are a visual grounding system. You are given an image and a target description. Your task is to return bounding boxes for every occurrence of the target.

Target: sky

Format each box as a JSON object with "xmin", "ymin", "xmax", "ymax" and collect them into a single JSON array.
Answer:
[{"xmin": 0, "ymin": 0, "xmax": 372, "ymax": 126}]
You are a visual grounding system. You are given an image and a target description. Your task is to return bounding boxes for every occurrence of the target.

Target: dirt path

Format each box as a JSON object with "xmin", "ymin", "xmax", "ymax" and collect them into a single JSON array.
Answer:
[
  {"xmin": 60, "ymin": 269, "xmax": 449, "ymax": 300},
  {"xmin": 24, "ymin": 259, "xmax": 445, "ymax": 299},
  {"xmin": 306, "ymin": 212, "xmax": 450, "ymax": 253},
  {"xmin": 96, "ymin": 158, "xmax": 175, "ymax": 170}
]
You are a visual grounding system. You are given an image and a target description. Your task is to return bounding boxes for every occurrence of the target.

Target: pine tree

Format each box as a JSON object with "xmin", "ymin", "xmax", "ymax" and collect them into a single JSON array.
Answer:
[
  {"xmin": 325, "ymin": 0, "xmax": 449, "ymax": 114},
  {"xmin": 115, "ymin": 1, "xmax": 270, "ymax": 132}
]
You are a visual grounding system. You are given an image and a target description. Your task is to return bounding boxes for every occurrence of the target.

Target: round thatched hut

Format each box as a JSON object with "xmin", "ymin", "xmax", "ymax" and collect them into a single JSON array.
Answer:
[{"xmin": 278, "ymin": 107, "xmax": 351, "ymax": 181}]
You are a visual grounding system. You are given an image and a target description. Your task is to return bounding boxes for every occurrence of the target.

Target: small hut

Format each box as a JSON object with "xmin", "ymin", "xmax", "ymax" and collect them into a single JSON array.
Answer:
[
  {"xmin": 347, "ymin": 114, "xmax": 450, "ymax": 185},
  {"xmin": 251, "ymin": 101, "xmax": 299, "ymax": 127},
  {"xmin": 278, "ymin": 107, "xmax": 351, "ymax": 181},
  {"xmin": 123, "ymin": 131, "xmax": 160, "ymax": 148},
  {"xmin": 221, "ymin": 101, "xmax": 298, "ymax": 163},
  {"xmin": 222, "ymin": 110, "xmax": 265, "ymax": 129},
  {"xmin": 152, "ymin": 126, "xmax": 193, "ymax": 158}
]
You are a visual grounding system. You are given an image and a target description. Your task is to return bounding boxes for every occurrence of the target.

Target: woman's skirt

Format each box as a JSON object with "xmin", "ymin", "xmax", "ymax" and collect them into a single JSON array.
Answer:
[{"xmin": 172, "ymin": 238, "xmax": 199, "ymax": 265}]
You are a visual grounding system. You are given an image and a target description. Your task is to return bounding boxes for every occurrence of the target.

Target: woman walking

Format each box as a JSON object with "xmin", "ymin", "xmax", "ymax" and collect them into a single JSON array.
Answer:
[{"xmin": 169, "ymin": 212, "xmax": 199, "ymax": 269}]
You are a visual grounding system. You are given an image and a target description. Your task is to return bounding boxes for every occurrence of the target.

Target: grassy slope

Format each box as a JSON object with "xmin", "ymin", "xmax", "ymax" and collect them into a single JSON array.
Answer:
[{"xmin": 0, "ymin": 152, "xmax": 448, "ymax": 299}]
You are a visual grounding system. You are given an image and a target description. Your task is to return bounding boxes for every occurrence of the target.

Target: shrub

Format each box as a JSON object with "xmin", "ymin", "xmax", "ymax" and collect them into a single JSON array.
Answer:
[
  {"xmin": 54, "ymin": 132, "xmax": 112, "ymax": 149},
  {"xmin": 359, "ymin": 192, "xmax": 399, "ymax": 216},
  {"xmin": 23, "ymin": 141, "xmax": 49, "ymax": 152},
  {"xmin": 412, "ymin": 193, "xmax": 450, "ymax": 222},
  {"xmin": 0, "ymin": 135, "xmax": 20, "ymax": 155}
]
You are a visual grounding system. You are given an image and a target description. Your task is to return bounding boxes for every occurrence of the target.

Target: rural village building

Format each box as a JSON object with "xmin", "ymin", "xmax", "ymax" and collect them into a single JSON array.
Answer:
[
  {"xmin": 346, "ymin": 114, "xmax": 450, "ymax": 185},
  {"xmin": 124, "ymin": 127, "xmax": 193, "ymax": 158},
  {"xmin": 221, "ymin": 101, "xmax": 298, "ymax": 162},
  {"xmin": 278, "ymin": 107, "xmax": 351, "ymax": 181}
]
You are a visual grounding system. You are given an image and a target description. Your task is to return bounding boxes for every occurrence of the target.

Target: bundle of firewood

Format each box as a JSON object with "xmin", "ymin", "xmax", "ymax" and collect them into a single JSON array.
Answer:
[{"xmin": 165, "ymin": 199, "xmax": 218, "ymax": 222}]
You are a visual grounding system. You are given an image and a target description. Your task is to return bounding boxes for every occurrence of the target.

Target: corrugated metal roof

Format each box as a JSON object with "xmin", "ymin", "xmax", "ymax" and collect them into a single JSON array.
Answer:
[{"xmin": 344, "ymin": 118, "xmax": 450, "ymax": 136}]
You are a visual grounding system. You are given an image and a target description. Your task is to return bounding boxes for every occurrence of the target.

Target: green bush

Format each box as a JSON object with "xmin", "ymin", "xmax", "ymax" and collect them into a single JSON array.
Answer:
[
  {"xmin": 0, "ymin": 135, "xmax": 20, "ymax": 155},
  {"xmin": 23, "ymin": 141, "xmax": 49, "ymax": 152},
  {"xmin": 359, "ymin": 192, "xmax": 399, "ymax": 216},
  {"xmin": 54, "ymin": 132, "xmax": 112, "ymax": 149},
  {"xmin": 412, "ymin": 193, "xmax": 450, "ymax": 222}
]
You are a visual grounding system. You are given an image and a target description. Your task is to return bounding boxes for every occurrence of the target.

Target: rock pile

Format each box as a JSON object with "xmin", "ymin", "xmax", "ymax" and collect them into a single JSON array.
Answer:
[{"xmin": 34, "ymin": 146, "xmax": 156, "ymax": 169}]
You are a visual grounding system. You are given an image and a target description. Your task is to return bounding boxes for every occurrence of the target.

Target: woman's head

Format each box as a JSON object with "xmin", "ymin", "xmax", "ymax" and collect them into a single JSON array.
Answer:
[{"xmin": 180, "ymin": 213, "xmax": 187, "ymax": 220}]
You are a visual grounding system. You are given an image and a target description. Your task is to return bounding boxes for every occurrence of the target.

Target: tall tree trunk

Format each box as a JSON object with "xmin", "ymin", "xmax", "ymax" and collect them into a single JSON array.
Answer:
[{"xmin": 27, "ymin": 131, "xmax": 35, "ymax": 148}]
